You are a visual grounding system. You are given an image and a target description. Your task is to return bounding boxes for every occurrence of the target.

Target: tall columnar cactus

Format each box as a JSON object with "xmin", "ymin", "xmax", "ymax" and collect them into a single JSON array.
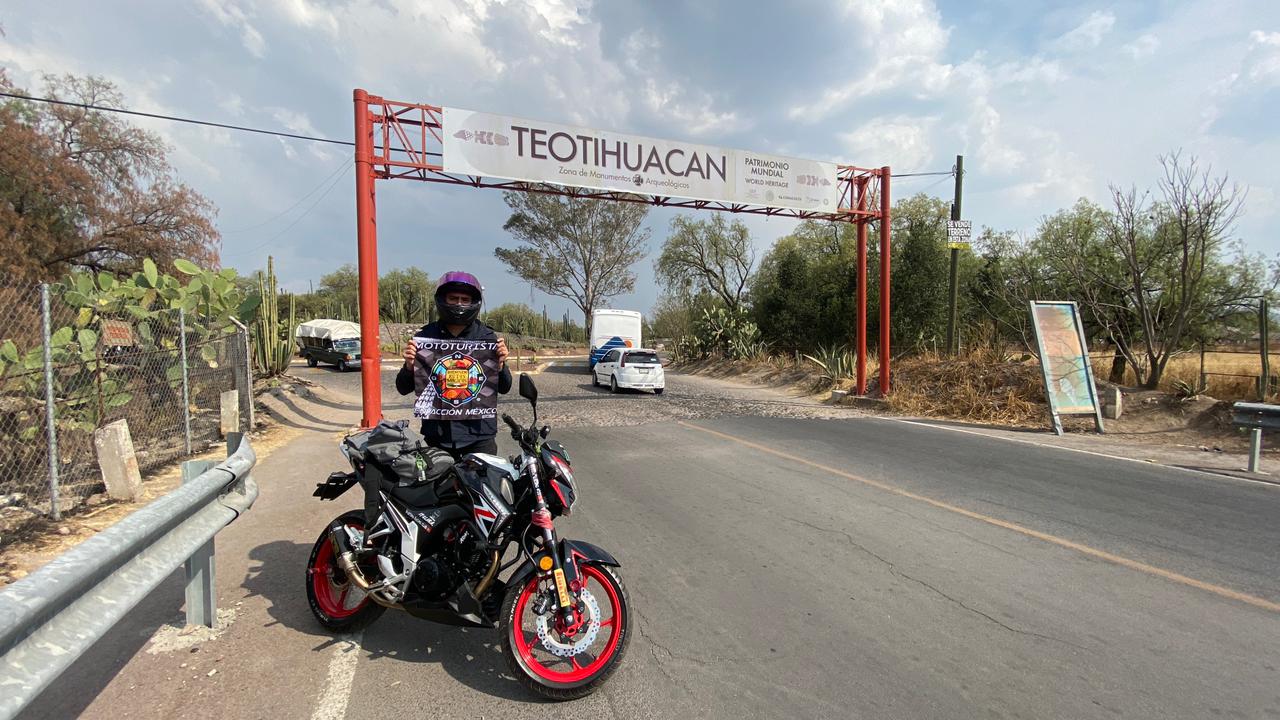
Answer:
[{"xmin": 252, "ymin": 256, "xmax": 295, "ymax": 376}]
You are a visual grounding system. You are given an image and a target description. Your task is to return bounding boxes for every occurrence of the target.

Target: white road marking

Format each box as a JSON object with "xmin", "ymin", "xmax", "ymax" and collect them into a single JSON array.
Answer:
[
  {"xmin": 887, "ymin": 417, "xmax": 1279, "ymax": 489},
  {"xmin": 311, "ymin": 632, "xmax": 363, "ymax": 720}
]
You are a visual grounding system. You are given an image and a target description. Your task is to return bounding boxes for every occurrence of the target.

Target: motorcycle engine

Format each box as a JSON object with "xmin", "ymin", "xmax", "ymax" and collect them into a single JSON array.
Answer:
[
  {"xmin": 411, "ymin": 525, "xmax": 487, "ymax": 599},
  {"xmin": 411, "ymin": 556, "xmax": 453, "ymax": 599}
]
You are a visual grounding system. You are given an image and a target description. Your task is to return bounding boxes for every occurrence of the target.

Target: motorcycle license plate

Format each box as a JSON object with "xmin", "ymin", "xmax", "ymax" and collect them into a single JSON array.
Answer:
[{"xmin": 553, "ymin": 568, "xmax": 572, "ymax": 608}]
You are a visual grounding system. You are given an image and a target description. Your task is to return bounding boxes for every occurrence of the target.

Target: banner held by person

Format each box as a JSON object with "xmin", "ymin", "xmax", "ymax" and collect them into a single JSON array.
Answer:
[{"xmin": 413, "ymin": 338, "xmax": 501, "ymax": 420}]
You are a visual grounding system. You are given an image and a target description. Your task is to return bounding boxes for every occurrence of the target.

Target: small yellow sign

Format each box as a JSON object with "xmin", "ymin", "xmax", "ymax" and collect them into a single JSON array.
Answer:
[
  {"xmin": 553, "ymin": 568, "xmax": 572, "ymax": 608},
  {"xmin": 948, "ymin": 241, "xmax": 971, "ymax": 250}
]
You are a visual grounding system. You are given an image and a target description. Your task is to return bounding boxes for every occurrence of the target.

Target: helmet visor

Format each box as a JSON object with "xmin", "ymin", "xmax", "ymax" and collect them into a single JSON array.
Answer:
[
  {"xmin": 436, "ymin": 271, "xmax": 482, "ymax": 292},
  {"xmin": 435, "ymin": 271, "xmax": 483, "ymax": 301}
]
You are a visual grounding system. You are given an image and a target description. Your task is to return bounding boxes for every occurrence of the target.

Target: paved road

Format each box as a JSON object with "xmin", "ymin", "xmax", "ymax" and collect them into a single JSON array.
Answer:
[{"xmin": 33, "ymin": 359, "xmax": 1280, "ymax": 719}]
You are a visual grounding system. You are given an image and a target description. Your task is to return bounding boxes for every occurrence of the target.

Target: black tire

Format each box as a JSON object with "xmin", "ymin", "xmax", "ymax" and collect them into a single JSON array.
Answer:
[
  {"xmin": 305, "ymin": 510, "xmax": 386, "ymax": 633},
  {"xmin": 306, "ymin": 356, "xmax": 318, "ymax": 368},
  {"xmin": 609, "ymin": 376, "xmax": 619, "ymax": 394},
  {"xmin": 338, "ymin": 360, "xmax": 351, "ymax": 372},
  {"xmin": 591, "ymin": 372, "xmax": 600, "ymax": 388},
  {"xmin": 501, "ymin": 564, "xmax": 631, "ymax": 701},
  {"xmin": 653, "ymin": 388, "xmax": 664, "ymax": 395}
]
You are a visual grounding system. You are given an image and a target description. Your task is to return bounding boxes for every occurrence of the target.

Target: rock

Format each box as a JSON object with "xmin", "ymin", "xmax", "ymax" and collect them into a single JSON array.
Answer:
[
  {"xmin": 86, "ymin": 493, "xmax": 109, "ymax": 507},
  {"xmin": 206, "ymin": 668, "xmax": 217, "ymax": 677},
  {"xmin": 56, "ymin": 526, "xmax": 71, "ymax": 536}
]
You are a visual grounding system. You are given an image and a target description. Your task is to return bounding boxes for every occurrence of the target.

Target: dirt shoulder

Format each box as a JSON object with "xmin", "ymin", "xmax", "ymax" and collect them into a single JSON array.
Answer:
[
  {"xmin": 0, "ymin": 380, "xmax": 311, "ymax": 589},
  {"xmin": 674, "ymin": 357, "xmax": 1278, "ymax": 482}
]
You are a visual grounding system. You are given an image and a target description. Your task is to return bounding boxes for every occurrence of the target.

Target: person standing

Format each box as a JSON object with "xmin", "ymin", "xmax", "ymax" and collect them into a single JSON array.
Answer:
[{"xmin": 395, "ymin": 271, "xmax": 511, "ymax": 460}]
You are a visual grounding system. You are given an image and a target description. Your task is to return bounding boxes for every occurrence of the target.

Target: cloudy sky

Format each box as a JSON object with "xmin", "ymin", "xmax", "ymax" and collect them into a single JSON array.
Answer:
[{"xmin": 2, "ymin": 0, "xmax": 1278, "ymax": 320}]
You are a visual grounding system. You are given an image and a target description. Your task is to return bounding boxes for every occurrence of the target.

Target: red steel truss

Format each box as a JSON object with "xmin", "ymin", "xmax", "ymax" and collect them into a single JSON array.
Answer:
[{"xmin": 353, "ymin": 89, "xmax": 891, "ymax": 427}]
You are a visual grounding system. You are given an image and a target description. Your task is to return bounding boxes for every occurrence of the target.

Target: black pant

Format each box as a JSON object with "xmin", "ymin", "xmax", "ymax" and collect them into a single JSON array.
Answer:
[{"xmin": 435, "ymin": 437, "xmax": 498, "ymax": 463}]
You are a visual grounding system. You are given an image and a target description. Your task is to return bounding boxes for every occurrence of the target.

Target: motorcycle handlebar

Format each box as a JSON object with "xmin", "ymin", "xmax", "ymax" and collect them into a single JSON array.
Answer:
[{"xmin": 502, "ymin": 414, "xmax": 521, "ymax": 431}]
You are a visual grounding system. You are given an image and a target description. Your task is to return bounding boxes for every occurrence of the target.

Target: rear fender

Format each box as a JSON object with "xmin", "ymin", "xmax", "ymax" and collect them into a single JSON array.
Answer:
[{"xmin": 507, "ymin": 539, "xmax": 620, "ymax": 591}]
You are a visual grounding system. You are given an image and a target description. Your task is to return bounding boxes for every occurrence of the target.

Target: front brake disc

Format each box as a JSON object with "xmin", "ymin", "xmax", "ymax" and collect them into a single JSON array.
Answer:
[{"xmin": 534, "ymin": 589, "xmax": 601, "ymax": 658}]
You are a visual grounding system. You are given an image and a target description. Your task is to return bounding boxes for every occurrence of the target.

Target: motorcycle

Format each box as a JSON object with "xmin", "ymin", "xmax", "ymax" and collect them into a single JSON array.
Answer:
[{"xmin": 305, "ymin": 373, "xmax": 629, "ymax": 700}]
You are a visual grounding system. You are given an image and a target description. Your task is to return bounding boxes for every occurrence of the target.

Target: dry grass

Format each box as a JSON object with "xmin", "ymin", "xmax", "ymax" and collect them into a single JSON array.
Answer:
[
  {"xmin": 1089, "ymin": 350, "xmax": 1278, "ymax": 402},
  {"xmin": 882, "ymin": 349, "xmax": 1046, "ymax": 425}
]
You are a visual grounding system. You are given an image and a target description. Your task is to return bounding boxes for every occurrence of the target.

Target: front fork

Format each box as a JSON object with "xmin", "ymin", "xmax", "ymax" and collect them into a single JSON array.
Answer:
[{"xmin": 525, "ymin": 455, "xmax": 577, "ymax": 629}]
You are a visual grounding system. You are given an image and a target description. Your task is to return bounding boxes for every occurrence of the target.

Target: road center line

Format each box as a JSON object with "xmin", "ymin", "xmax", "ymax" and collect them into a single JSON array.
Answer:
[
  {"xmin": 677, "ymin": 420, "xmax": 1280, "ymax": 614},
  {"xmin": 311, "ymin": 632, "xmax": 363, "ymax": 720}
]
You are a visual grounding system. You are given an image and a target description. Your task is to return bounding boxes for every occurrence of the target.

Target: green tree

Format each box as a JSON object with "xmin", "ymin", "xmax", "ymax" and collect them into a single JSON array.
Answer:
[
  {"xmin": 0, "ymin": 74, "xmax": 220, "ymax": 280},
  {"xmin": 655, "ymin": 214, "xmax": 756, "ymax": 312},
  {"xmin": 379, "ymin": 266, "xmax": 433, "ymax": 324},
  {"xmin": 495, "ymin": 192, "xmax": 649, "ymax": 339},
  {"xmin": 890, "ymin": 194, "xmax": 951, "ymax": 350}
]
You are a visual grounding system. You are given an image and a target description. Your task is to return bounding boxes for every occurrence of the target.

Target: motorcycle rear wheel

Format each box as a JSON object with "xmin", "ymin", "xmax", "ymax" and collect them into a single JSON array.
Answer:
[
  {"xmin": 305, "ymin": 510, "xmax": 386, "ymax": 632},
  {"xmin": 501, "ymin": 564, "xmax": 630, "ymax": 701}
]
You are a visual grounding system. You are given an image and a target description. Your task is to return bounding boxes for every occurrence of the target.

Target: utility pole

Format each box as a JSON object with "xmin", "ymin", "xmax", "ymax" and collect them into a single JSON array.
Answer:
[
  {"xmin": 1261, "ymin": 297, "xmax": 1271, "ymax": 401},
  {"xmin": 945, "ymin": 155, "xmax": 964, "ymax": 355}
]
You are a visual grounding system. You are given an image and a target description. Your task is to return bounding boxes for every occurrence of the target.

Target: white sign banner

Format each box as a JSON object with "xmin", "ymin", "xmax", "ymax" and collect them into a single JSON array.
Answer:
[
  {"xmin": 442, "ymin": 107, "xmax": 841, "ymax": 213},
  {"xmin": 946, "ymin": 220, "xmax": 972, "ymax": 238}
]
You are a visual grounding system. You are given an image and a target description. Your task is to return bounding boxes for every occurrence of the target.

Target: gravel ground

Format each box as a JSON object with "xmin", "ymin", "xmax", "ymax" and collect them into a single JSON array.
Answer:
[{"xmin": 374, "ymin": 358, "xmax": 865, "ymax": 429}]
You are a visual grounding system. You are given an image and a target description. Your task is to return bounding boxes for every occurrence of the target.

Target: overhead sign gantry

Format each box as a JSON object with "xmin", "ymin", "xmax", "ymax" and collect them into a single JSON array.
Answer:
[{"xmin": 352, "ymin": 89, "xmax": 892, "ymax": 427}]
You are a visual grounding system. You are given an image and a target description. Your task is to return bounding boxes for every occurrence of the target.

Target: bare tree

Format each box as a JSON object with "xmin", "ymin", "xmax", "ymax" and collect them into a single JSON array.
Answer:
[
  {"xmin": 1060, "ymin": 153, "xmax": 1250, "ymax": 388},
  {"xmin": 654, "ymin": 214, "xmax": 755, "ymax": 312},
  {"xmin": 495, "ymin": 192, "xmax": 649, "ymax": 339}
]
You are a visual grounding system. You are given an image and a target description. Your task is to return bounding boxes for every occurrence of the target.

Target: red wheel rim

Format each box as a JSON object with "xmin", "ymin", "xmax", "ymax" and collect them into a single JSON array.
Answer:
[
  {"xmin": 511, "ymin": 564, "xmax": 623, "ymax": 685},
  {"xmin": 311, "ymin": 531, "xmax": 368, "ymax": 619}
]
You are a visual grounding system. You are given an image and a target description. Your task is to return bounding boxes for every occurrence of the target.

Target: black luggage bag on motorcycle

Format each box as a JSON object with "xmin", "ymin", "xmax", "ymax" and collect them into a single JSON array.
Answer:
[{"xmin": 353, "ymin": 420, "xmax": 454, "ymax": 524}]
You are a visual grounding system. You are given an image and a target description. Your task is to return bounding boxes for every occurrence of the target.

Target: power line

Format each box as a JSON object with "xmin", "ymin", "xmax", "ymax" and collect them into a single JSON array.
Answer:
[
  {"xmin": 0, "ymin": 90, "xmax": 355, "ymax": 147},
  {"xmin": 221, "ymin": 158, "xmax": 352, "ymax": 234},
  {"xmin": 223, "ymin": 163, "xmax": 353, "ymax": 259},
  {"xmin": 893, "ymin": 170, "xmax": 955, "ymax": 178}
]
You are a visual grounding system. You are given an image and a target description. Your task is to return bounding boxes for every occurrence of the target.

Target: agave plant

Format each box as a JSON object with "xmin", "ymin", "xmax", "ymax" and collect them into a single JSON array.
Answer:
[{"xmin": 803, "ymin": 344, "xmax": 857, "ymax": 386}]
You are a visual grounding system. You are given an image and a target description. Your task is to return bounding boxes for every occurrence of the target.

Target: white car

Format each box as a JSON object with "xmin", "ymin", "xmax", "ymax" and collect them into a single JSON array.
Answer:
[{"xmin": 592, "ymin": 348, "xmax": 665, "ymax": 394}]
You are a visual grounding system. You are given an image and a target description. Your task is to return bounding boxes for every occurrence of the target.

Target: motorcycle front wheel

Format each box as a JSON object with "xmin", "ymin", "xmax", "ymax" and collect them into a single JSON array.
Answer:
[
  {"xmin": 305, "ymin": 510, "xmax": 386, "ymax": 632},
  {"xmin": 501, "ymin": 563, "xmax": 630, "ymax": 701}
]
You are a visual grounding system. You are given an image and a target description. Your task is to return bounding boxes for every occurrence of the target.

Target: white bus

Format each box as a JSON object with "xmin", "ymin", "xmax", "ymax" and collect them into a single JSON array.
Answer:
[{"xmin": 589, "ymin": 309, "xmax": 642, "ymax": 369}]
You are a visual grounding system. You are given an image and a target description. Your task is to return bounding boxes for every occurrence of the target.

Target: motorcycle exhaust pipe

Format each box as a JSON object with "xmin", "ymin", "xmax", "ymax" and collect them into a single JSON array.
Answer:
[{"xmin": 329, "ymin": 525, "xmax": 374, "ymax": 592}]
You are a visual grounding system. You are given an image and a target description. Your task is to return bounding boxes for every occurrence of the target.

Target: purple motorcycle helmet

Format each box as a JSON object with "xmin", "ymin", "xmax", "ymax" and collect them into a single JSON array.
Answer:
[{"xmin": 434, "ymin": 271, "xmax": 484, "ymax": 326}]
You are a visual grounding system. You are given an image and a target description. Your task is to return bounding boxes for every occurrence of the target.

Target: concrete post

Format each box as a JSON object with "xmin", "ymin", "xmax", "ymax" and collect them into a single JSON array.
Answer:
[
  {"xmin": 93, "ymin": 419, "xmax": 143, "ymax": 502},
  {"xmin": 220, "ymin": 390, "xmax": 240, "ymax": 437},
  {"xmin": 1102, "ymin": 386, "xmax": 1123, "ymax": 420}
]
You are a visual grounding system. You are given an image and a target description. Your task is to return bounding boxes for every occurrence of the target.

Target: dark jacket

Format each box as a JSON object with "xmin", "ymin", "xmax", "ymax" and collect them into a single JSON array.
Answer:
[{"xmin": 395, "ymin": 321, "xmax": 512, "ymax": 448}]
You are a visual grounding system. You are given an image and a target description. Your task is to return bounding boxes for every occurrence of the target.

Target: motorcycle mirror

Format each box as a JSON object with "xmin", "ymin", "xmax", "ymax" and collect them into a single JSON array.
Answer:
[{"xmin": 519, "ymin": 373, "xmax": 538, "ymax": 406}]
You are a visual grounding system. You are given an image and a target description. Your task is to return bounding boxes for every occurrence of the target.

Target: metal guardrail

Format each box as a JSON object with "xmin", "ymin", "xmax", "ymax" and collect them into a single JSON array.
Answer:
[
  {"xmin": 0, "ymin": 434, "xmax": 259, "ymax": 719},
  {"xmin": 1231, "ymin": 402, "xmax": 1279, "ymax": 473}
]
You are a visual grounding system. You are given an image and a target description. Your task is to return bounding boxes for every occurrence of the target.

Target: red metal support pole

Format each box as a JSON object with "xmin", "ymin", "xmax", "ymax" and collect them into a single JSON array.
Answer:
[
  {"xmin": 878, "ymin": 167, "xmax": 891, "ymax": 395},
  {"xmin": 855, "ymin": 178, "xmax": 868, "ymax": 395},
  {"xmin": 354, "ymin": 89, "xmax": 383, "ymax": 427}
]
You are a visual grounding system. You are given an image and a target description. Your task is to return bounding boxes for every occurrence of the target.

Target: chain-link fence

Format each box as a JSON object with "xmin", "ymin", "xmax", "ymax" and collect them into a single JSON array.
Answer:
[{"xmin": 0, "ymin": 278, "xmax": 251, "ymax": 525}]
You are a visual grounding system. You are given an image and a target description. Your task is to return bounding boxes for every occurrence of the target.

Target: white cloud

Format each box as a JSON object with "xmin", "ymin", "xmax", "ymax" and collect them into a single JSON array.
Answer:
[
  {"xmin": 1123, "ymin": 34, "xmax": 1161, "ymax": 59},
  {"xmin": 622, "ymin": 29, "xmax": 744, "ymax": 136},
  {"xmin": 1052, "ymin": 10, "xmax": 1116, "ymax": 52},
  {"xmin": 198, "ymin": 0, "xmax": 266, "ymax": 58},
  {"xmin": 840, "ymin": 116, "xmax": 937, "ymax": 170}
]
